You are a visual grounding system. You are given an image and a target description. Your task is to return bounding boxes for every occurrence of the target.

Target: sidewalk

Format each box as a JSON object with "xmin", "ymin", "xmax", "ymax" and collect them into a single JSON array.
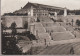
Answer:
[
  {"xmin": 32, "ymin": 38, "xmax": 80, "ymax": 47},
  {"xmin": 50, "ymin": 38, "xmax": 80, "ymax": 45}
]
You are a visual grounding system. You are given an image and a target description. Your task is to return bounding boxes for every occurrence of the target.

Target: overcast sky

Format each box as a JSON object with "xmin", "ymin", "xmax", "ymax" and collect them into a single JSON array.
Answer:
[{"xmin": 1, "ymin": 0, "xmax": 80, "ymax": 15}]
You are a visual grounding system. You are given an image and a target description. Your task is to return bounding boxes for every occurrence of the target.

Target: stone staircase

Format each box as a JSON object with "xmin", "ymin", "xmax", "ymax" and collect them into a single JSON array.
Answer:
[
  {"xmin": 41, "ymin": 19, "xmax": 76, "ymax": 41},
  {"xmin": 39, "ymin": 16, "xmax": 53, "ymax": 22},
  {"xmin": 33, "ymin": 22, "xmax": 52, "ymax": 42},
  {"xmin": 51, "ymin": 31, "xmax": 75, "ymax": 41},
  {"xmin": 32, "ymin": 16, "xmax": 76, "ymax": 45},
  {"xmin": 38, "ymin": 33, "xmax": 51, "ymax": 41}
]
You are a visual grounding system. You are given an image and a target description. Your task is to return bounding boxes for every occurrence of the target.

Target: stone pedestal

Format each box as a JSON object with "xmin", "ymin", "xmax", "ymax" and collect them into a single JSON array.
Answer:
[
  {"xmin": 30, "ymin": 24, "xmax": 35, "ymax": 34},
  {"xmin": 64, "ymin": 7, "xmax": 67, "ymax": 17},
  {"xmin": 54, "ymin": 12, "xmax": 57, "ymax": 17},
  {"xmin": 30, "ymin": 6, "xmax": 33, "ymax": 16}
]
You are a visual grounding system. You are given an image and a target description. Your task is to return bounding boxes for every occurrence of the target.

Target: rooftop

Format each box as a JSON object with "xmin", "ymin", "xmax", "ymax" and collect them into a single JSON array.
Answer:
[{"xmin": 23, "ymin": 2, "xmax": 64, "ymax": 10}]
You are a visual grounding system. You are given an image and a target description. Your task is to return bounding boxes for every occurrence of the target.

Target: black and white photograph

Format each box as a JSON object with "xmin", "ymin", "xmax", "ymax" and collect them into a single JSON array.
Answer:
[{"xmin": 1, "ymin": 0, "xmax": 80, "ymax": 55}]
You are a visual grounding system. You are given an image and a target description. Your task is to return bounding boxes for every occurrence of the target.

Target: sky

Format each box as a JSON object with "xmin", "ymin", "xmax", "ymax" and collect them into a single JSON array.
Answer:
[{"xmin": 1, "ymin": 0, "xmax": 80, "ymax": 15}]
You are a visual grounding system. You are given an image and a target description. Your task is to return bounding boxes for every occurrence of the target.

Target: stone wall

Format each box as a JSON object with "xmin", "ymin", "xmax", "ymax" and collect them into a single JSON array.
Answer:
[
  {"xmin": 2, "ymin": 16, "xmax": 37, "ymax": 28},
  {"xmin": 66, "ymin": 15, "xmax": 80, "ymax": 21},
  {"xmin": 57, "ymin": 15, "xmax": 80, "ymax": 26},
  {"xmin": 66, "ymin": 15, "xmax": 80, "ymax": 26}
]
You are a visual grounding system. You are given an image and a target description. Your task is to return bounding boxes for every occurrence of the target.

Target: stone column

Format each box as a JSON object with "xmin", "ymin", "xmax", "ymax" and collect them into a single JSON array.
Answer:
[
  {"xmin": 36, "ymin": 30, "xmax": 38, "ymax": 39},
  {"xmin": 54, "ymin": 12, "xmax": 57, "ymax": 17},
  {"xmin": 27, "ymin": 17, "xmax": 30, "ymax": 30},
  {"xmin": 28, "ymin": 6, "xmax": 33, "ymax": 16},
  {"xmin": 54, "ymin": 12, "xmax": 57, "ymax": 20},
  {"xmin": 30, "ymin": 24, "xmax": 35, "ymax": 34},
  {"xmin": 30, "ymin": 6, "xmax": 33, "ymax": 16},
  {"xmin": 64, "ymin": 7, "xmax": 67, "ymax": 17}
]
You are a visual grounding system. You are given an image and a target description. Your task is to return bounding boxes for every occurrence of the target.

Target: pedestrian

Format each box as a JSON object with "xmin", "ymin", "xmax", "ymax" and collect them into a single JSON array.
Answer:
[
  {"xmin": 44, "ymin": 39, "xmax": 46, "ymax": 45},
  {"xmin": 50, "ymin": 32, "xmax": 51, "ymax": 36},
  {"xmin": 74, "ymin": 32, "xmax": 76, "ymax": 38},
  {"xmin": 70, "ymin": 47, "xmax": 74, "ymax": 55}
]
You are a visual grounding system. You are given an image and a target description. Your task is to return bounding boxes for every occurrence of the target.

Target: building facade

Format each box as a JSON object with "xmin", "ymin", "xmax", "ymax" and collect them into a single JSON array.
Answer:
[
  {"xmin": 14, "ymin": 2, "xmax": 67, "ymax": 18},
  {"xmin": 2, "ymin": 2, "xmax": 68, "ymax": 28}
]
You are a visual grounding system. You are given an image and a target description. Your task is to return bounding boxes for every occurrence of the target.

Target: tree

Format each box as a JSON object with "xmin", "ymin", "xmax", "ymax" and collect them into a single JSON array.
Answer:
[
  {"xmin": 1, "ymin": 23, "xmax": 6, "ymax": 30},
  {"xmin": 10, "ymin": 22, "xmax": 17, "ymax": 37},
  {"xmin": 2, "ymin": 38, "xmax": 23, "ymax": 55},
  {"xmin": 50, "ymin": 18, "xmax": 56, "ymax": 22},
  {"xmin": 24, "ymin": 21, "xmax": 28, "ymax": 29},
  {"xmin": 11, "ymin": 22, "xmax": 17, "ymax": 29},
  {"xmin": 76, "ymin": 19, "xmax": 80, "ymax": 28}
]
